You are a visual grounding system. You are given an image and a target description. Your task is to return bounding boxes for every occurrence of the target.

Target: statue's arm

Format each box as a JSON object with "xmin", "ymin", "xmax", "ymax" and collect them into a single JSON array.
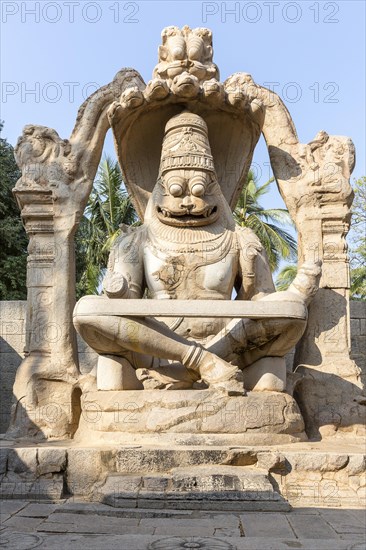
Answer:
[
  {"xmin": 102, "ymin": 230, "xmax": 145, "ymax": 299},
  {"xmin": 235, "ymin": 227, "xmax": 275, "ymax": 301}
]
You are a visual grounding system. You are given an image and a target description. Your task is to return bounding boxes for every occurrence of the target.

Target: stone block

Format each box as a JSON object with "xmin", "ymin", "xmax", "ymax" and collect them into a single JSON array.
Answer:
[
  {"xmin": 0, "ymin": 331, "xmax": 25, "ymax": 354},
  {"xmin": 115, "ymin": 448, "xmax": 228, "ymax": 474},
  {"xmin": 0, "ymin": 352, "xmax": 24, "ymax": 370},
  {"xmin": 0, "ymin": 301, "xmax": 26, "ymax": 320},
  {"xmin": 286, "ymin": 453, "xmax": 349, "ymax": 472},
  {"xmin": 7, "ymin": 448, "xmax": 37, "ymax": 476},
  {"xmin": 0, "ymin": 448, "xmax": 8, "ymax": 474},
  {"xmin": 0, "ymin": 474, "xmax": 63, "ymax": 500},
  {"xmin": 351, "ymin": 319, "xmax": 361, "ymax": 336},
  {"xmin": 142, "ymin": 475, "xmax": 170, "ymax": 492},
  {"xmin": 96, "ymin": 474, "xmax": 142, "ymax": 500},
  {"xmin": 347, "ymin": 455, "xmax": 366, "ymax": 476},
  {"xmin": 169, "ymin": 465, "xmax": 276, "ymax": 499},
  {"xmin": 350, "ymin": 301, "xmax": 366, "ymax": 319},
  {"xmin": 66, "ymin": 448, "xmax": 104, "ymax": 496},
  {"xmin": 37, "ymin": 448, "xmax": 66, "ymax": 475}
]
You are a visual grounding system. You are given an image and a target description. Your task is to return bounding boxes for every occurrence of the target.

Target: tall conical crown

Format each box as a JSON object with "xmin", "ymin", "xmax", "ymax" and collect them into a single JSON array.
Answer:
[{"xmin": 160, "ymin": 112, "xmax": 215, "ymax": 174}]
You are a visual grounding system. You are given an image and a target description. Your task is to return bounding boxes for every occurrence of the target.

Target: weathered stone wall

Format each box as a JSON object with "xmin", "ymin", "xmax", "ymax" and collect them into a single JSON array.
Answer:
[
  {"xmin": 350, "ymin": 301, "xmax": 366, "ymax": 387},
  {"xmin": 0, "ymin": 300, "xmax": 365, "ymax": 434},
  {"xmin": 0, "ymin": 302, "xmax": 26, "ymax": 435}
]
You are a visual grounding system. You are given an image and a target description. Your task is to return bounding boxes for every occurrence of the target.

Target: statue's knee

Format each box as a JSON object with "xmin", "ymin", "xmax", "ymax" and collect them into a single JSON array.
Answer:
[{"xmin": 73, "ymin": 314, "xmax": 101, "ymax": 347}]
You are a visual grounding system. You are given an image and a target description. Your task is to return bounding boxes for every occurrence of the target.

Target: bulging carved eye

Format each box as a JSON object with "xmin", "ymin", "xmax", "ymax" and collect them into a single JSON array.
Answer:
[
  {"xmin": 190, "ymin": 176, "xmax": 207, "ymax": 197},
  {"xmin": 166, "ymin": 176, "xmax": 184, "ymax": 197},
  {"xmin": 169, "ymin": 183, "xmax": 183, "ymax": 196},
  {"xmin": 191, "ymin": 183, "xmax": 205, "ymax": 197}
]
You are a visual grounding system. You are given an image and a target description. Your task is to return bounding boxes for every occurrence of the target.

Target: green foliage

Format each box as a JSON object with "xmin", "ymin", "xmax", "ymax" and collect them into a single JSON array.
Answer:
[
  {"xmin": 349, "ymin": 176, "xmax": 366, "ymax": 300},
  {"xmin": 75, "ymin": 156, "xmax": 138, "ymax": 297},
  {"xmin": 275, "ymin": 263, "xmax": 298, "ymax": 291},
  {"xmin": 234, "ymin": 170, "xmax": 297, "ymax": 272},
  {"xmin": 0, "ymin": 122, "xmax": 28, "ymax": 300}
]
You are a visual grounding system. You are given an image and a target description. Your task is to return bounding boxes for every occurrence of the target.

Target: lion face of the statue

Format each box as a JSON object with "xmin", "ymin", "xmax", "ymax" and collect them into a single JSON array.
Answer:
[{"xmin": 154, "ymin": 168, "xmax": 220, "ymax": 227}]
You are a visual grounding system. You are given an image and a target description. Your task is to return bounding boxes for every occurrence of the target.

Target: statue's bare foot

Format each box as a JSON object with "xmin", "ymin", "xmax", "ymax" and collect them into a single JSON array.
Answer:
[
  {"xmin": 198, "ymin": 351, "xmax": 245, "ymax": 396},
  {"xmin": 211, "ymin": 369, "xmax": 246, "ymax": 396}
]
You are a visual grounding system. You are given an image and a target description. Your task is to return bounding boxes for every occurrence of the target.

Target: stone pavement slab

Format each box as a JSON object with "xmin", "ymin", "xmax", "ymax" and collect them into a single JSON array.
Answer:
[
  {"xmin": 17, "ymin": 503, "xmax": 60, "ymax": 517},
  {"xmin": 60, "ymin": 500, "xmax": 194, "ymax": 517},
  {"xmin": 240, "ymin": 512, "xmax": 295, "ymax": 538},
  {"xmin": 319, "ymin": 508, "xmax": 366, "ymax": 535},
  {"xmin": 140, "ymin": 517, "xmax": 242, "ymax": 537},
  {"xmin": 347, "ymin": 510, "xmax": 366, "ymax": 524},
  {"xmin": 0, "ymin": 499, "xmax": 365, "ymax": 550},
  {"xmin": 0, "ymin": 531, "xmax": 364, "ymax": 550},
  {"xmin": 0, "ymin": 500, "xmax": 27, "ymax": 517},
  {"xmin": 287, "ymin": 513, "xmax": 338, "ymax": 539},
  {"xmin": 37, "ymin": 511, "xmax": 154, "ymax": 535},
  {"xmin": 1, "ymin": 515, "xmax": 45, "ymax": 532}
]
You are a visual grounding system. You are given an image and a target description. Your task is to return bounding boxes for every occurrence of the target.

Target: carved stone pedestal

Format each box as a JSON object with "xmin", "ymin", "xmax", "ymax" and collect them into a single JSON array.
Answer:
[
  {"xmin": 75, "ymin": 390, "xmax": 306, "ymax": 445},
  {"xmin": 1, "ymin": 441, "xmax": 364, "ymax": 509}
]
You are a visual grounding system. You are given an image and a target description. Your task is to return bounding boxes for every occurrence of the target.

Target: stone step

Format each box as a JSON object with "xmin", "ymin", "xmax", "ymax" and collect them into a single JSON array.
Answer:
[{"xmin": 96, "ymin": 465, "xmax": 290, "ymax": 511}]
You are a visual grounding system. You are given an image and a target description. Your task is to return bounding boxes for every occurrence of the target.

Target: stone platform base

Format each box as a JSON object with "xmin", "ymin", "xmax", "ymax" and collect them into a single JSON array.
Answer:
[
  {"xmin": 0, "ymin": 440, "xmax": 364, "ymax": 510},
  {"xmin": 99, "ymin": 466, "xmax": 290, "ymax": 511},
  {"xmin": 76, "ymin": 389, "xmax": 306, "ymax": 445}
]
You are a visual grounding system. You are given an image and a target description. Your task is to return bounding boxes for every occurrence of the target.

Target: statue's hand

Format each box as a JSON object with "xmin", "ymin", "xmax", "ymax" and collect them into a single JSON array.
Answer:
[
  {"xmin": 287, "ymin": 261, "xmax": 322, "ymax": 305},
  {"xmin": 259, "ymin": 261, "xmax": 322, "ymax": 307},
  {"xmin": 102, "ymin": 272, "xmax": 128, "ymax": 298}
]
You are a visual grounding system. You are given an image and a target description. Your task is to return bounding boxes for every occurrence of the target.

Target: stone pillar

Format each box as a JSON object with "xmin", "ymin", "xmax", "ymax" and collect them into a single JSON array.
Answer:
[
  {"xmin": 294, "ymin": 197, "xmax": 364, "ymax": 438},
  {"xmin": 9, "ymin": 188, "xmax": 81, "ymax": 439}
]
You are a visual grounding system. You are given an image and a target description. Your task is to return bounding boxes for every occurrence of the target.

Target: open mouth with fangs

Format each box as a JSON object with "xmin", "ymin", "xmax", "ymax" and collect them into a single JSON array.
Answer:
[{"xmin": 156, "ymin": 205, "xmax": 219, "ymax": 226}]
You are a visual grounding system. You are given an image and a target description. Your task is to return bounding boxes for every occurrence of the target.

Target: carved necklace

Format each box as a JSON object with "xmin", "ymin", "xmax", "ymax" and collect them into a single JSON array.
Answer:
[{"xmin": 147, "ymin": 215, "xmax": 232, "ymax": 254}]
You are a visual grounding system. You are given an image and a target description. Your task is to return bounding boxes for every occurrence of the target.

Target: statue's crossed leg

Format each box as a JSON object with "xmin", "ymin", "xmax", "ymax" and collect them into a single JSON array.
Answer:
[{"xmin": 74, "ymin": 312, "xmax": 305, "ymax": 395}]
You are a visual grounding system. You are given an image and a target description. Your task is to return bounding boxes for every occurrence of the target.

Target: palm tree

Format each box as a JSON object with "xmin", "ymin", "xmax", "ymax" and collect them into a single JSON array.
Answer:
[
  {"xmin": 349, "ymin": 176, "xmax": 366, "ymax": 300},
  {"xmin": 234, "ymin": 170, "xmax": 297, "ymax": 272},
  {"xmin": 275, "ymin": 263, "xmax": 298, "ymax": 291},
  {"xmin": 349, "ymin": 241, "xmax": 366, "ymax": 300},
  {"xmin": 75, "ymin": 156, "xmax": 138, "ymax": 296}
]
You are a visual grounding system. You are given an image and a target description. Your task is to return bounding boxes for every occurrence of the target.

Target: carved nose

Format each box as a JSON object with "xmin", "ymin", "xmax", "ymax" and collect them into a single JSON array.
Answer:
[{"xmin": 180, "ymin": 195, "xmax": 194, "ymax": 210}]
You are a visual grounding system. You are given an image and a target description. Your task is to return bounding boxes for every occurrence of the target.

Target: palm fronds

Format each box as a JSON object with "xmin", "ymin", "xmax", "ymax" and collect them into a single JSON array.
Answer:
[
  {"xmin": 75, "ymin": 156, "xmax": 138, "ymax": 296},
  {"xmin": 234, "ymin": 170, "xmax": 297, "ymax": 271}
]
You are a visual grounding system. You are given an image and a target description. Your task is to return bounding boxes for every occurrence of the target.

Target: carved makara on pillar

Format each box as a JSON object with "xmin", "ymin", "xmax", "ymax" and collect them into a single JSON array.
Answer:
[{"xmin": 10, "ymin": 26, "xmax": 364, "ymax": 442}]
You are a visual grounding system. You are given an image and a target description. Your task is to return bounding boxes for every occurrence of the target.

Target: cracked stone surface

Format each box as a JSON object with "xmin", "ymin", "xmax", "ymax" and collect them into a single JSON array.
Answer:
[{"xmin": 0, "ymin": 500, "xmax": 364, "ymax": 550}]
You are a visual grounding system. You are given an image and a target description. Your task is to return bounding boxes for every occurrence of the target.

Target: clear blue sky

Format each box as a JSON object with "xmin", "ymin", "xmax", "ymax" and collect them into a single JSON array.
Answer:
[{"xmin": 1, "ymin": 0, "xmax": 365, "ymax": 216}]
